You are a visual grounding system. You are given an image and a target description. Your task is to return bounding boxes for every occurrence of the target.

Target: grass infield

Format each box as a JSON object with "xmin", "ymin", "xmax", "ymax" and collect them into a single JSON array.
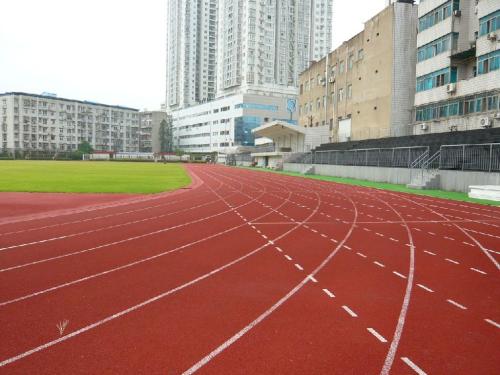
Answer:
[
  {"xmin": 0, "ymin": 161, "xmax": 191, "ymax": 194},
  {"xmin": 242, "ymin": 167, "xmax": 500, "ymax": 207}
]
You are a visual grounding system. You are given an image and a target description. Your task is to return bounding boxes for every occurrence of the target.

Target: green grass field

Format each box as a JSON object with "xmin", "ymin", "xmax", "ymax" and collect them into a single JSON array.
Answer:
[
  {"xmin": 243, "ymin": 167, "xmax": 500, "ymax": 206},
  {"xmin": 0, "ymin": 161, "xmax": 191, "ymax": 194}
]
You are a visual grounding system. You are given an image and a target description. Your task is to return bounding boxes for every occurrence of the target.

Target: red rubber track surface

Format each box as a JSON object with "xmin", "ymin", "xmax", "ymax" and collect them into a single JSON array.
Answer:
[{"xmin": 0, "ymin": 164, "xmax": 498, "ymax": 374}]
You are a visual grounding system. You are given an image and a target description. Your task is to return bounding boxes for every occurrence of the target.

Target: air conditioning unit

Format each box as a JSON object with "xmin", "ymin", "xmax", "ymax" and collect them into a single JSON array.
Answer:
[
  {"xmin": 446, "ymin": 83, "xmax": 457, "ymax": 93},
  {"xmin": 480, "ymin": 117, "xmax": 492, "ymax": 128},
  {"xmin": 420, "ymin": 123, "xmax": 429, "ymax": 131},
  {"xmin": 329, "ymin": 77, "xmax": 335, "ymax": 83},
  {"xmin": 453, "ymin": 10, "xmax": 461, "ymax": 17},
  {"xmin": 487, "ymin": 32, "xmax": 497, "ymax": 41},
  {"xmin": 494, "ymin": 112, "xmax": 500, "ymax": 119},
  {"xmin": 470, "ymin": 41, "xmax": 476, "ymax": 49}
]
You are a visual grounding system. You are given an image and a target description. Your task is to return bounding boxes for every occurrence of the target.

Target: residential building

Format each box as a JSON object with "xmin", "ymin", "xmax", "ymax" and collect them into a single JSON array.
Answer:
[
  {"xmin": 169, "ymin": 0, "xmax": 333, "ymax": 152},
  {"xmin": 298, "ymin": 0, "xmax": 418, "ymax": 142},
  {"xmin": 0, "ymin": 92, "xmax": 140, "ymax": 153},
  {"xmin": 166, "ymin": 0, "xmax": 218, "ymax": 111},
  {"xmin": 413, "ymin": 0, "xmax": 500, "ymax": 134},
  {"xmin": 172, "ymin": 94, "xmax": 298, "ymax": 153},
  {"xmin": 216, "ymin": 0, "xmax": 333, "ymax": 98},
  {"xmin": 139, "ymin": 111, "xmax": 171, "ymax": 153}
]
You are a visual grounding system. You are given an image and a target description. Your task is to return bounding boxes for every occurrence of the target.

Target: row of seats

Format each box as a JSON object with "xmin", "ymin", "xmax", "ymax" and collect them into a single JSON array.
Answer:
[{"xmin": 314, "ymin": 128, "xmax": 500, "ymax": 155}]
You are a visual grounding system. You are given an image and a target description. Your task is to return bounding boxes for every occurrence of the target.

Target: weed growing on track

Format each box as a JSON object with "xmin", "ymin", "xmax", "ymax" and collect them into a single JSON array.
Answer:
[
  {"xmin": 56, "ymin": 320, "xmax": 69, "ymax": 336},
  {"xmin": 239, "ymin": 167, "xmax": 500, "ymax": 207},
  {"xmin": 0, "ymin": 161, "xmax": 191, "ymax": 194}
]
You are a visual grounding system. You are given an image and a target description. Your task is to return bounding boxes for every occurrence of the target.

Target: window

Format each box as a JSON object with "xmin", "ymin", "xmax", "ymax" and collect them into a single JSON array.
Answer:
[
  {"xmin": 418, "ymin": 0, "xmax": 459, "ymax": 32},
  {"xmin": 339, "ymin": 60, "xmax": 345, "ymax": 74},
  {"xmin": 417, "ymin": 33, "xmax": 458, "ymax": 62},
  {"xmin": 316, "ymin": 98, "xmax": 321, "ymax": 109},
  {"xmin": 416, "ymin": 67, "xmax": 457, "ymax": 92},
  {"xmin": 348, "ymin": 54, "xmax": 354, "ymax": 70},
  {"xmin": 358, "ymin": 49, "xmax": 364, "ymax": 60},
  {"xmin": 477, "ymin": 50, "xmax": 500, "ymax": 75},
  {"xmin": 338, "ymin": 88, "xmax": 344, "ymax": 102},
  {"xmin": 347, "ymin": 85, "xmax": 352, "ymax": 99},
  {"xmin": 479, "ymin": 10, "xmax": 500, "ymax": 36}
]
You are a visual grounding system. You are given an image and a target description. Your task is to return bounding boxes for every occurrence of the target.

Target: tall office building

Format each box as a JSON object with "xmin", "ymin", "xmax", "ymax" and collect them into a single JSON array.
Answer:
[
  {"xmin": 166, "ymin": 0, "xmax": 218, "ymax": 111},
  {"xmin": 216, "ymin": 0, "xmax": 333, "ymax": 97}
]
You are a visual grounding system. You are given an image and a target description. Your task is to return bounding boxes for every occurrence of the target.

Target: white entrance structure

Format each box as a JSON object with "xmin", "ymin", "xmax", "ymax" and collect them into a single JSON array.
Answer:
[{"xmin": 251, "ymin": 121, "xmax": 330, "ymax": 168}]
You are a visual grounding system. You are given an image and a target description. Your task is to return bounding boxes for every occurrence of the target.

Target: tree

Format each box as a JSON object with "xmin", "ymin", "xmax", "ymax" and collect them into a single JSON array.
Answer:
[
  {"xmin": 159, "ymin": 118, "xmax": 173, "ymax": 153},
  {"xmin": 78, "ymin": 141, "xmax": 94, "ymax": 154}
]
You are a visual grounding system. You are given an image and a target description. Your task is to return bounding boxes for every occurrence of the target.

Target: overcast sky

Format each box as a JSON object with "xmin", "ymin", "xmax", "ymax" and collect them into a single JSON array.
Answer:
[{"xmin": 0, "ymin": 0, "xmax": 390, "ymax": 110}]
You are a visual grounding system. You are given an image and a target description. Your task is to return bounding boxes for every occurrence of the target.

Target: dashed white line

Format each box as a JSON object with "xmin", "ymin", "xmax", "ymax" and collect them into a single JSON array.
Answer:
[
  {"xmin": 444, "ymin": 236, "xmax": 455, "ymax": 241},
  {"xmin": 428, "ymin": 232, "xmax": 436, "ymax": 236},
  {"xmin": 342, "ymin": 305, "xmax": 358, "ymax": 318},
  {"xmin": 401, "ymin": 357, "xmax": 427, "ymax": 375},
  {"xmin": 445, "ymin": 258, "xmax": 459, "ymax": 265},
  {"xmin": 423, "ymin": 250, "xmax": 436, "ymax": 256},
  {"xmin": 470, "ymin": 267, "xmax": 487, "ymax": 275},
  {"xmin": 330, "ymin": 238, "xmax": 338, "ymax": 243},
  {"xmin": 343, "ymin": 245, "xmax": 352, "ymax": 250},
  {"xmin": 311, "ymin": 229, "xmax": 318, "ymax": 233},
  {"xmin": 374, "ymin": 261, "xmax": 385, "ymax": 268},
  {"xmin": 389, "ymin": 237, "xmax": 399, "ymax": 242},
  {"xmin": 484, "ymin": 318, "xmax": 500, "ymax": 329},
  {"xmin": 392, "ymin": 271, "xmax": 407, "ymax": 279},
  {"xmin": 294, "ymin": 264, "xmax": 304, "ymax": 271},
  {"xmin": 308, "ymin": 275, "xmax": 318, "ymax": 283},
  {"xmin": 417, "ymin": 284, "xmax": 434, "ymax": 293},
  {"xmin": 414, "ymin": 228, "xmax": 422, "ymax": 232},
  {"xmin": 446, "ymin": 299, "xmax": 467, "ymax": 310},
  {"xmin": 275, "ymin": 247, "xmax": 283, "ymax": 253},
  {"xmin": 284, "ymin": 255, "xmax": 292, "ymax": 261},
  {"xmin": 376, "ymin": 232, "xmax": 385, "ymax": 237},
  {"xmin": 321, "ymin": 234, "xmax": 327, "ymax": 238},
  {"xmin": 261, "ymin": 234, "xmax": 268, "ymax": 240},
  {"xmin": 363, "ymin": 228, "xmax": 371, "ymax": 232},
  {"xmin": 356, "ymin": 252, "xmax": 367, "ymax": 258},
  {"xmin": 367, "ymin": 328, "xmax": 387, "ymax": 343},
  {"xmin": 322, "ymin": 288, "xmax": 335, "ymax": 298},
  {"xmin": 462, "ymin": 241, "xmax": 474, "ymax": 247}
]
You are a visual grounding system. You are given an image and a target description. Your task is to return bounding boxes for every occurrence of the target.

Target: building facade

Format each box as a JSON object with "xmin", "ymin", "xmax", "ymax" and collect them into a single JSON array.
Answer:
[
  {"xmin": 0, "ymin": 92, "xmax": 140, "ymax": 153},
  {"xmin": 139, "ymin": 111, "xmax": 171, "ymax": 153},
  {"xmin": 172, "ymin": 93, "xmax": 298, "ymax": 153},
  {"xmin": 166, "ymin": 0, "xmax": 218, "ymax": 111},
  {"xmin": 298, "ymin": 0, "xmax": 418, "ymax": 142},
  {"xmin": 413, "ymin": 0, "xmax": 500, "ymax": 135},
  {"xmin": 216, "ymin": 0, "xmax": 333, "ymax": 98}
]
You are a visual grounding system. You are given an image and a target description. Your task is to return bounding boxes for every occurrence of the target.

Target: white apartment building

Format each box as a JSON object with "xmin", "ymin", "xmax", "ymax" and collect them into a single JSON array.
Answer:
[
  {"xmin": 166, "ymin": 0, "xmax": 218, "ymax": 111},
  {"xmin": 413, "ymin": 0, "xmax": 500, "ymax": 134},
  {"xmin": 172, "ymin": 93, "xmax": 298, "ymax": 153},
  {"xmin": 216, "ymin": 0, "xmax": 333, "ymax": 98},
  {"xmin": 0, "ymin": 92, "xmax": 140, "ymax": 153}
]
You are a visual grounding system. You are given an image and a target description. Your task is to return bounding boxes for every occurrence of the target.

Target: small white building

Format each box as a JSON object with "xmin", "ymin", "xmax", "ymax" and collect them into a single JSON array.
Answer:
[{"xmin": 251, "ymin": 120, "xmax": 330, "ymax": 168}]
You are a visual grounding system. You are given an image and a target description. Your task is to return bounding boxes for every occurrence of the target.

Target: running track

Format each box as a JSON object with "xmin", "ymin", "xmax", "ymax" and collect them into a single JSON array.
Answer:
[{"xmin": 0, "ymin": 164, "xmax": 499, "ymax": 374}]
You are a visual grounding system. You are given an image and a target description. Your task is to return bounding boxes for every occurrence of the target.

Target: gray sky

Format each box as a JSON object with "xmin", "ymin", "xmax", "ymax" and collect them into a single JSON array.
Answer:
[{"xmin": 0, "ymin": 0, "xmax": 389, "ymax": 110}]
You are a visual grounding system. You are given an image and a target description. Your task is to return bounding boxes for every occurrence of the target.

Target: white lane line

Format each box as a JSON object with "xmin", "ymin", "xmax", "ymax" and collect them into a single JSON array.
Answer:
[
  {"xmin": 363, "ymin": 227, "xmax": 371, "ymax": 232},
  {"xmin": 322, "ymin": 288, "xmax": 335, "ymax": 298},
  {"xmin": 389, "ymin": 237, "xmax": 399, "ymax": 242},
  {"xmin": 428, "ymin": 232, "xmax": 436, "ymax": 236},
  {"xmin": 447, "ymin": 299, "xmax": 467, "ymax": 310},
  {"xmin": 376, "ymin": 233, "xmax": 385, "ymax": 237},
  {"xmin": 414, "ymin": 228, "xmax": 422, "ymax": 232},
  {"xmin": 261, "ymin": 234, "xmax": 268, "ymax": 240},
  {"xmin": 374, "ymin": 261, "xmax": 385, "ymax": 268},
  {"xmin": 330, "ymin": 238, "xmax": 338, "ymax": 243},
  {"xmin": 256, "ymin": 229, "xmax": 262, "ymax": 234},
  {"xmin": 294, "ymin": 263, "xmax": 304, "ymax": 271},
  {"xmin": 470, "ymin": 267, "xmax": 487, "ymax": 275},
  {"xmin": 462, "ymin": 241, "xmax": 474, "ymax": 247},
  {"xmin": 342, "ymin": 305, "xmax": 358, "ymax": 318},
  {"xmin": 268, "ymin": 241, "xmax": 274, "ymax": 245},
  {"xmin": 444, "ymin": 236, "xmax": 455, "ymax": 241},
  {"xmin": 308, "ymin": 275, "xmax": 318, "ymax": 283},
  {"xmin": 311, "ymin": 229, "xmax": 318, "ymax": 233},
  {"xmin": 284, "ymin": 255, "xmax": 292, "ymax": 261},
  {"xmin": 401, "ymin": 357, "xmax": 427, "ymax": 375},
  {"xmin": 275, "ymin": 247, "xmax": 283, "ymax": 253},
  {"xmin": 417, "ymin": 284, "xmax": 434, "ymax": 293},
  {"xmin": 356, "ymin": 252, "xmax": 367, "ymax": 258},
  {"xmin": 423, "ymin": 250, "xmax": 436, "ymax": 256},
  {"xmin": 251, "ymin": 225, "xmax": 256, "ymax": 229},
  {"xmin": 343, "ymin": 245, "xmax": 352, "ymax": 250},
  {"xmin": 445, "ymin": 258, "xmax": 459, "ymax": 265},
  {"xmin": 367, "ymin": 328, "xmax": 387, "ymax": 343},
  {"xmin": 321, "ymin": 233, "xmax": 328, "ymax": 238},
  {"xmin": 485, "ymin": 318, "xmax": 500, "ymax": 329},
  {"xmin": 392, "ymin": 271, "xmax": 407, "ymax": 279}
]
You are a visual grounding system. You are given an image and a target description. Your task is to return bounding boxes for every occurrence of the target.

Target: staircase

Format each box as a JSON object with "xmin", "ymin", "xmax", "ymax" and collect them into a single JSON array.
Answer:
[
  {"xmin": 407, "ymin": 150, "xmax": 441, "ymax": 190},
  {"xmin": 302, "ymin": 165, "xmax": 315, "ymax": 175}
]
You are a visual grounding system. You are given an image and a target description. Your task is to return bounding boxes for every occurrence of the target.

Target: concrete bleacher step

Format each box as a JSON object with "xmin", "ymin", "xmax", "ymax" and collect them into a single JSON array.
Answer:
[
  {"xmin": 407, "ymin": 171, "xmax": 440, "ymax": 190},
  {"xmin": 468, "ymin": 186, "xmax": 500, "ymax": 201}
]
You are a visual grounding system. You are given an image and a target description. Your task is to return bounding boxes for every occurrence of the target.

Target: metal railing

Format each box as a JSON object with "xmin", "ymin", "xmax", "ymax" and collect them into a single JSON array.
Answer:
[
  {"xmin": 287, "ymin": 146, "xmax": 429, "ymax": 168},
  {"xmin": 440, "ymin": 143, "xmax": 500, "ymax": 172}
]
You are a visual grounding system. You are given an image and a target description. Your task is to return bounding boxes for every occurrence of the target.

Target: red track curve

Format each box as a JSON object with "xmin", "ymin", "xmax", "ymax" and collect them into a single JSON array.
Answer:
[{"xmin": 0, "ymin": 164, "xmax": 498, "ymax": 374}]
